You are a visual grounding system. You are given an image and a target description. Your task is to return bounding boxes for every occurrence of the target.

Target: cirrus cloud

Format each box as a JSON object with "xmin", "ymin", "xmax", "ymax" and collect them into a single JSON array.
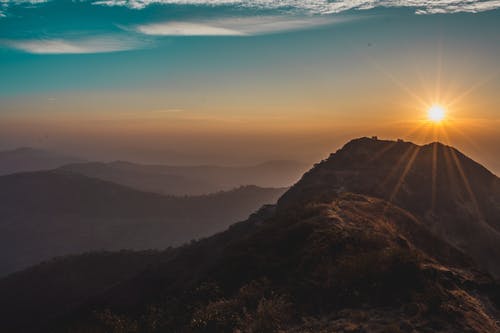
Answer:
[
  {"xmin": 3, "ymin": 35, "xmax": 145, "ymax": 54},
  {"xmin": 0, "ymin": 0, "xmax": 498, "ymax": 54},
  {"xmin": 1, "ymin": 0, "xmax": 499, "ymax": 15},
  {"xmin": 136, "ymin": 16, "xmax": 336, "ymax": 36},
  {"xmin": 92, "ymin": 0, "xmax": 500, "ymax": 14},
  {"xmin": 0, "ymin": 0, "xmax": 49, "ymax": 17}
]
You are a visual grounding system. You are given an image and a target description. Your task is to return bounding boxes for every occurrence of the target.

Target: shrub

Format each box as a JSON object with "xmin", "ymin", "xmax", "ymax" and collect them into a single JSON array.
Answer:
[
  {"xmin": 94, "ymin": 309, "xmax": 139, "ymax": 333},
  {"xmin": 190, "ymin": 298, "xmax": 242, "ymax": 333},
  {"xmin": 247, "ymin": 295, "xmax": 293, "ymax": 333}
]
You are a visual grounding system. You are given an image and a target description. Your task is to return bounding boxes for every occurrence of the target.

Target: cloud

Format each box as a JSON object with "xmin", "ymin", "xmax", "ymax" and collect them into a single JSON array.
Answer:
[
  {"xmin": 137, "ymin": 21, "xmax": 245, "ymax": 36},
  {"xmin": 2, "ymin": 0, "xmax": 500, "ymax": 15},
  {"xmin": 136, "ymin": 16, "xmax": 335, "ymax": 36},
  {"xmin": 0, "ymin": 0, "xmax": 49, "ymax": 17},
  {"xmin": 92, "ymin": 0, "xmax": 500, "ymax": 14},
  {"xmin": 412, "ymin": 0, "xmax": 500, "ymax": 14},
  {"xmin": 3, "ymin": 36, "xmax": 145, "ymax": 54},
  {"xmin": 0, "ymin": 0, "xmax": 48, "ymax": 4},
  {"xmin": 1, "ymin": 0, "xmax": 499, "ymax": 20}
]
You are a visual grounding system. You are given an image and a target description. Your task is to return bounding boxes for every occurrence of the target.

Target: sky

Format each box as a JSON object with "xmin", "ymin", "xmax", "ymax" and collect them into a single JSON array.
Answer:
[{"xmin": 0, "ymin": 1, "xmax": 499, "ymax": 173}]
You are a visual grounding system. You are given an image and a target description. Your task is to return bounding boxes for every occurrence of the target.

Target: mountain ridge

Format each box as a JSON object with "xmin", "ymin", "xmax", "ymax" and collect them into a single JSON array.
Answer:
[
  {"xmin": 278, "ymin": 137, "xmax": 500, "ymax": 276},
  {"xmin": 0, "ymin": 147, "xmax": 83, "ymax": 176},
  {"xmin": 58, "ymin": 159, "xmax": 308, "ymax": 196},
  {"xmin": 0, "ymin": 170, "xmax": 286, "ymax": 276},
  {"xmin": 1, "ymin": 138, "xmax": 499, "ymax": 332}
]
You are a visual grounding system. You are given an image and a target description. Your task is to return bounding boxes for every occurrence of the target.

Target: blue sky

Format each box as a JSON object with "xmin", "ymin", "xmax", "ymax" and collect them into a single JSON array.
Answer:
[
  {"xmin": 0, "ymin": 2, "xmax": 498, "ymax": 97},
  {"xmin": 0, "ymin": 1, "xmax": 499, "ymax": 171}
]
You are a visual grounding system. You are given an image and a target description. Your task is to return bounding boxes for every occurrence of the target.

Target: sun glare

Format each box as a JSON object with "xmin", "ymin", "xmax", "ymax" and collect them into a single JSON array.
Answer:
[{"xmin": 427, "ymin": 105, "xmax": 446, "ymax": 123}]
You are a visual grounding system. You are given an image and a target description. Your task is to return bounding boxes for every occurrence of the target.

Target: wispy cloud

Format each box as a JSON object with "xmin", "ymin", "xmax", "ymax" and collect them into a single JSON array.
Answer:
[
  {"xmin": 1, "ymin": 0, "xmax": 49, "ymax": 4},
  {"xmin": 0, "ymin": 0, "xmax": 49, "ymax": 17},
  {"xmin": 1, "ymin": 0, "xmax": 498, "ymax": 55},
  {"xmin": 136, "ymin": 16, "xmax": 335, "ymax": 36},
  {"xmin": 1, "ymin": 0, "xmax": 499, "ymax": 16},
  {"xmin": 137, "ymin": 21, "xmax": 245, "ymax": 36},
  {"xmin": 92, "ymin": 0, "xmax": 500, "ymax": 14},
  {"xmin": 413, "ymin": 0, "xmax": 500, "ymax": 14},
  {"xmin": 3, "ymin": 36, "xmax": 145, "ymax": 54}
]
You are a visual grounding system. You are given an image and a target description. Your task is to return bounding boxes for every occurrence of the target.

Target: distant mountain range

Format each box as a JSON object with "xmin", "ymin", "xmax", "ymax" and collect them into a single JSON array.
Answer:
[
  {"xmin": 0, "ymin": 147, "xmax": 307, "ymax": 276},
  {"xmin": 0, "ymin": 170, "xmax": 286, "ymax": 276},
  {"xmin": 0, "ymin": 146, "xmax": 309, "ymax": 195},
  {"xmin": 0, "ymin": 147, "xmax": 82, "ymax": 175},
  {"xmin": 1, "ymin": 138, "xmax": 499, "ymax": 332},
  {"xmin": 59, "ymin": 160, "xmax": 309, "ymax": 196}
]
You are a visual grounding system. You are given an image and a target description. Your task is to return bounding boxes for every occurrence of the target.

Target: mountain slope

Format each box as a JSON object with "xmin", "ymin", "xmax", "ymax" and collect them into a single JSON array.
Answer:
[
  {"xmin": 59, "ymin": 160, "xmax": 309, "ymax": 195},
  {"xmin": 0, "ymin": 171, "xmax": 286, "ymax": 276},
  {"xmin": 279, "ymin": 137, "xmax": 500, "ymax": 276},
  {"xmin": 2, "ymin": 193, "xmax": 498, "ymax": 332},
  {"xmin": 1, "ymin": 138, "xmax": 499, "ymax": 332},
  {"xmin": 0, "ymin": 250, "xmax": 174, "ymax": 333},
  {"xmin": 0, "ymin": 147, "xmax": 82, "ymax": 175}
]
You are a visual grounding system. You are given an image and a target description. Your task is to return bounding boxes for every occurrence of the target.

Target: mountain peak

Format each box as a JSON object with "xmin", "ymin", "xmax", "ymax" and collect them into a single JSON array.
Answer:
[
  {"xmin": 278, "ymin": 138, "xmax": 500, "ymax": 277},
  {"xmin": 335, "ymin": 137, "xmax": 454, "ymax": 159}
]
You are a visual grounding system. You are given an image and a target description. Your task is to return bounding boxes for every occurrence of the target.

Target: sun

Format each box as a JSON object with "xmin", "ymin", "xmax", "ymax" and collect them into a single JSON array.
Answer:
[{"xmin": 427, "ymin": 105, "xmax": 446, "ymax": 123}]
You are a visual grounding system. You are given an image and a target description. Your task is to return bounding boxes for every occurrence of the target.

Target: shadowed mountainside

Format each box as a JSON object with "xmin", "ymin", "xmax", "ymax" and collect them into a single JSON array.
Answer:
[
  {"xmin": 0, "ymin": 250, "xmax": 175, "ymax": 332},
  {"xmin": 2, "ymin": 194, "xmax": 499, "ymax": 332},
  {"xmin": 58, "ymin": 160, "xmax": 309, "ymax": 196},
  {"xmin": 0, "ymin": 171, "xmax": 286, "ymax": 276},
  {"xmin": 0, "ymin": 138, "xmax": 499, "ymax": 332}
]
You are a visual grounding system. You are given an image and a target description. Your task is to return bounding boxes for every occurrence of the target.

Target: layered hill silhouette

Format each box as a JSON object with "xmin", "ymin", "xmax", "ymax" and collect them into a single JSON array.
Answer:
[
  {"xmin": 1, "ymin": 146, "xmax": 308, "ymax": 195},
  {"xmin": 0, "ymin": 171, "xmax": 285, "ymax": 276},
  {"xmin": 0, "ymin": 147, "xmax": 82, "ymax": 175},
  {"xmin": 1, "ymin": 138, "xmax": 499, "ymax": 332},
  {"xmin": 58, "ymin": 160, "xmax": 308, "ymax": 196}
]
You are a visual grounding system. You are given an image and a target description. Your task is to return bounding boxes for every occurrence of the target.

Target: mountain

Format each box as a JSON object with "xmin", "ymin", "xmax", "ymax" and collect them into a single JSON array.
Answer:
[
  {"xmin": 0, "ymin": 250, "xmax": 174, "ymax": 333},
  {"xmin": 1, "ymin": 138, "xmax": 499, "ymax": 332},
  {"xmin": 279, "ymin": 137, "xmax": 500, "ymax": 277},
  {"xmin": 0, "ymin": 171, "xmax": 286, "ymax": 276},
  {"xmin": 58, "ymin": 160, "xmax": 309, "ymax": 196},
  {"xmin": 0, "ymin": 147, "xmax": 82, "ymax": 175}
]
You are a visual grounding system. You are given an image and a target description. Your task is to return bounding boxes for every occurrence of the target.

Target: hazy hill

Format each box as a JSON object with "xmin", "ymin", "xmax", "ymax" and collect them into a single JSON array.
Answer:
[
  {"xmin": 0, "ymin": 171, "xmax": 286, "ymax": 276},
  {"xmin": 59, "ymin": 160, "xmax": 309, "ymax": 196},
  {"xmin": 1, "ymin": 138, "xmax": 499, "ymax": 332},
  {"xmin": 0, "ymin": 147, "xmax": 82, "ymax": 175}
]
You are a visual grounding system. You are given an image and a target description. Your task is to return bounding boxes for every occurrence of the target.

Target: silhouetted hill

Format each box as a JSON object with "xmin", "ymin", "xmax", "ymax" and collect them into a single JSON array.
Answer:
[
  {"xmin": 59, "ymin": 160, "xmax": 309, "ymax": 195},
  {"xmin": 0, "ymin": 250, "xmax": 174, "ymax": 332},
  {"xmin": 279, "ymin": 137, "xmax": 500, "ymax": 276},
  {"xmin": 0, "ymin": 171, "xmax": 286, "ymax": 276},
  {"xmin": 1, "ymin": 138, "xmax": 499, "ymax": 332},
  {"xmin": 3, "ymin": 194, "xmax": 499, "ymax": 332},
  {"xmin": 0, "ymin": 147, "xmax": 82, "ymax": 175}
]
